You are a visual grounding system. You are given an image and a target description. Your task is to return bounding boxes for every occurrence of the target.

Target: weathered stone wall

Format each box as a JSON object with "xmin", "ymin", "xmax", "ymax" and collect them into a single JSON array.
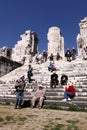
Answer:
[
  {"xmin": 11, "ymin": 30, "xmax": 39, "ymax": 63},
  {"xmin": 47, "ymin": 27, "xmax": 65, "ymax": 58},
  {"xmin": 0, "ymin": 46, "xmax": 12, "ymax": 59},
  {"xmin": 77, "ymin": 17, "xmax": 87, "ymax": 56},
  {"xmin": 0, "ymin": 56, "xmax": 22, "ymax": 77}
]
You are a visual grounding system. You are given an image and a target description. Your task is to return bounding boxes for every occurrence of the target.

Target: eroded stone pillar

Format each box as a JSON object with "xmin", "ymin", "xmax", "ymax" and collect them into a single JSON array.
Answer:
[
  {"xmin": 77, "ymin": 17, "xmax": 87, "ymax": 56},
  {"xmin": 11, "ymin": 30, "xmax": 39, "ymax": 63},
  {"xmin": 47, "ymin": 26, "xmax": 65, "ymax": 58}
]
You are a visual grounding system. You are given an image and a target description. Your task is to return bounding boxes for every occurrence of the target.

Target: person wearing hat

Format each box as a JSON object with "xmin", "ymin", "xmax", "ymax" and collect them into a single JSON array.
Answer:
[
  {"xmin": 50, "ymin": 70, "xmax": 59, "ymax": 88},
  {"xmin": 62, "ymin": 81, "xmax": 76, "ymax": 102},
  {"xmin": 15, "ymin": 75, "xmax": 26, "ymax": 109},
  {"xmin": 31, "ymin": 85, "xmax": 46, "ymax": 108}
]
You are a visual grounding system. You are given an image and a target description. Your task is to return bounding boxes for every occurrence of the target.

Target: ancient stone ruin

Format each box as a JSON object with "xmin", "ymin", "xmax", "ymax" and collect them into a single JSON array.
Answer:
[
  {"xmin": 0, "ymin": 30, "xmax": 39, "ymax": 77},
  {"xmin": 11, "ymin": 30, "xmax": 39, "ymax": 63},
  {"xmin": 47, "ymin": 26, "xmax": 65, "ymax": 58},
  {"xmin": 77, "ymin": 17, "xmax": 87, "ymax": 56}
]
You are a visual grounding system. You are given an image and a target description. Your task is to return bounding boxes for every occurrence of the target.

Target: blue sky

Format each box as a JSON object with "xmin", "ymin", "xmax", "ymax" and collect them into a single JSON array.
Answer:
[{"xmin": 0, "ymin": 0, "xmax": 87, "ymax": 52}]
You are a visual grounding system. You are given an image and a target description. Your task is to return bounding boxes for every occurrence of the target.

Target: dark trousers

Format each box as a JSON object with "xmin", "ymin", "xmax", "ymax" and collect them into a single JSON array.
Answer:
[{"xmin": 50, "ymin": 80, "xmax": 58, "ymax": 88}]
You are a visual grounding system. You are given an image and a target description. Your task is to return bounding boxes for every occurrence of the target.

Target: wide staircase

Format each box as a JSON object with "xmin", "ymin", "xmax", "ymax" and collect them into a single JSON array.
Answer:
[{"xmin": 0, "ymin": 58, "xmax": 87, "ymax": 109}]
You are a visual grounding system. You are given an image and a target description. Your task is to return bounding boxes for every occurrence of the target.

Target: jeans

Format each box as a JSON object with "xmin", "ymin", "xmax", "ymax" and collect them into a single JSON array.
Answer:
[
  {"xmin": 15, "ymin": 91, "xmax": 24, "ymax": 107},
  {"xmin": 64, "ymin": 91, "xmax": 75, "ymax": 99}
]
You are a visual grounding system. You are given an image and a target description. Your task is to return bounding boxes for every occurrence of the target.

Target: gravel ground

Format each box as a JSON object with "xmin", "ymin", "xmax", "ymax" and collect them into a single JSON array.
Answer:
[{"xmin": 0, "ymin": 105, "xmax": 87, "ymax": 130}]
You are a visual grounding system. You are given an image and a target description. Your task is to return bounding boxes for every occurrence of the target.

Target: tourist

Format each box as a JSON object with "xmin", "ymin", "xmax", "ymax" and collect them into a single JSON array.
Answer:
[
  {"xmin": 56, "ymin": 53, "xmax": 62, "ymax": 60},
  {"xmin": 65, "ymin": 48, "xmax": 71, "ymax": 62},
  {"xmin": 42, "ymin": 50, "xmax": 48, "ymax": 62},
  {"xmin": 50, "ymin": 70, "xmax": 59, "ymax": 88},
  {"xmin": 15, "ymin": 75, "xmax": 26, "ymax": 109},
  {"xmin": 60, "ymin": 73, "xmax": 68, "ymax": 85},
  {"xmin": 71, "ymin": 47, "xmax": 76, "ymax": 60},
  {"xmin": 62, "ymin": 81, "xmax": 76, "ymax": 102},
  {"xmin": 27, "ymin": 64, "xmax": 33, "ymax": 83},
  {"xmin": 31, "ymin": 85, "xmax": 46, "ymax": 108},
  {"xmin": 49, "ymin": 53, "xmax": 54, "ymax": 63},
  {"xmin": 82, "ymin": 47, "xmax": 87, "ymax": 60},
  {"xmin": 48, "ymin": 62, "xmax": 55, "ymax": 72}
]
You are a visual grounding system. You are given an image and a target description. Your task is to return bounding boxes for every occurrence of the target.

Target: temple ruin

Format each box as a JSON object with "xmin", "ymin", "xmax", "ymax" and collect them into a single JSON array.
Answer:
[{"xmin": 0, "ymin": 30, "xmax": 39, "ymax": 76}]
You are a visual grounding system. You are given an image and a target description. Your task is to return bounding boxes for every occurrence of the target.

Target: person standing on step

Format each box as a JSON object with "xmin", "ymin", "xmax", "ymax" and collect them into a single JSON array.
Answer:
[
  {"xmin": 49, "ymin": 53, "xmax": 54, "ymax": 63},
  {"xmin": 71, "ymin": 47, "xmax": 76, "ymax": 60},
  {"xmin": 65, "ymin": 48, "xmax": 71, "ymax": 62},
  {"xmin": 27, "ymin": 64, "xmax": 33, "ymax": 83},
  {"xmin": 15, "ymin": 75, "xmax": 26, "ymax": 109},
  {"xmin": 31, "ymin": 85, "xmax": 46, "ymax": 108}
]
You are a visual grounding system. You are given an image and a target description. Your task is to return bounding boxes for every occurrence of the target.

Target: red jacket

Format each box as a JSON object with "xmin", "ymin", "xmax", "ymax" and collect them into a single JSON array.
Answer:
[{"xmin": 65, "ymin": 85, "xmax": 76, "ymax": 95}]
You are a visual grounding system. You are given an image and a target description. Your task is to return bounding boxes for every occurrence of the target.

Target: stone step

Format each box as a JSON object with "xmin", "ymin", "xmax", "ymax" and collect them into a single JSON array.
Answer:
[
  {"xmin": 0, "ymin": 95, "xmax": 87, "ymax": 109},
  {"xmin": 46, "ymin": 96, "xmax": 87, "ymax": 101},
  {"xmin": 44, "ymin": 100, "xmax": 87, "ymax": 109}
]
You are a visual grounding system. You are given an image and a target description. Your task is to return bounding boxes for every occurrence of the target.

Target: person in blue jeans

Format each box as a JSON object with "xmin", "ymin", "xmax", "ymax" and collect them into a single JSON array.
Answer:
[
  {"xmin": 62, "ymin": 82, "xmax": 76, "ymax": 102},
  {"xmin": 15, "ymin": 75, "xmax": 26, "ymax": 109}
]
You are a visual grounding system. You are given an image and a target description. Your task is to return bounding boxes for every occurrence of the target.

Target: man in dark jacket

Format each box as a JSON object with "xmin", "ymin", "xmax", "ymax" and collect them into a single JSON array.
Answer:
[
  {"xmin": 50, "ymin": 71, "xmax": 59, "ymax": 88},
  {"xmin": 65, "ymin": 49, "xmax": 71, "ymax": 62},
  {"xmin": 60, "ymin": 73, "xmax": 68, "ymax": 85}
]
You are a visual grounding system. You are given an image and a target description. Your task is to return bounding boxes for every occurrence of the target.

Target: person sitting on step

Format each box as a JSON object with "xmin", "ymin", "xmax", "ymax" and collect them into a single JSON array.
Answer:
[
  {"xmin": 48, "ymin": 62, "xmax": 55, "ymax": 72},
  {"xmin": 31, "ymin": 85, "xmax": 46, "ymax": 108},
  {"xmin": 60, "ymin": 73, "xmax": 68, "ymax": 85},
  {"xmin": 62, "ymin": 81, "xmax": 76, "ymax": 102},
  {"xmin": 50, "ymin": 70, "xmax": 59, "ymax": 88}
]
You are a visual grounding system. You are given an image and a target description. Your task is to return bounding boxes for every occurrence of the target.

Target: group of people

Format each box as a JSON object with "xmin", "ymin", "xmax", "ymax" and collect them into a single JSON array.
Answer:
[
  {"xmin": 65, "ymin": 47, "xmax": 76, "ymax": 62},
  {"xmin": 14, "ymin": 60, "xmax": 76, "ymax": 109},
  {"xmin": 50, "ymin": 71, "xmax": 76, "ymax": 102},
  {"xmin": 15, "ymin": 74, "xmax": 46, "ymax": 109}
]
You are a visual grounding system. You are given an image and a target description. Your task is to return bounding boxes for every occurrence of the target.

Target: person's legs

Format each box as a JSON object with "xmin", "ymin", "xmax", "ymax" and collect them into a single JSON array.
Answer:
[
  {"xmin": 50, "ymin": 81, "xmax": 53, "ymax": 88},
  {"xmin": 39, "ymin": 97, "xmax": 44, "ymax": 108},
  {"xmin": 32, "ymin": 96, "xmax": 38, "ymax": 107},
  {"xmin": 15, "ymin": 92, "xmax": 20, "ymax": 108},
  {"xmin": 64, "ymin": 91, "xmax": 75, "ymax": 99},
  {"xmin": 18, "ymin": 92, "xmax": 24, "ymax": 108},
  {"xmin": 28, "ymin": 75, "xmax": 31, "ymax": 83}
]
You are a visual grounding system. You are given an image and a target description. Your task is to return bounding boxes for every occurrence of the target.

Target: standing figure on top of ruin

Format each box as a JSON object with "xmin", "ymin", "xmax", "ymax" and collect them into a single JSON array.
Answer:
[
  {"xmin": 56, "ymin": 52, "xmax": 62, "ymax": 60},
  {"xmin": 42, "ymin": 50, "xmax": 48, "ymax": 62},
  {"xmin": 81, "ymin": 47, "xmax": 87, "ymax": 60},
  {"xmin": 65, "ymin": 49, "xmax": 71, "ymax": 62},
  {"xmin": 71, "ymin": 47, "xmax": 76, "ymax": 60},
  {"xmin": 48, "ymin": 53, "xmax": 54, "ymax": 63}
]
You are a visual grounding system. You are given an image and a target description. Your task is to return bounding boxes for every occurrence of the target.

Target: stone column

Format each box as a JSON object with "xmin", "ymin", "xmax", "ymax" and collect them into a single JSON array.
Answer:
[
  {"xmin": 77, "ymin": 17, "xmax": 87, "ymax": 56},
  {"xmin": 47, "ymin": 26, "xmax": 65, "ymax": 58}
]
